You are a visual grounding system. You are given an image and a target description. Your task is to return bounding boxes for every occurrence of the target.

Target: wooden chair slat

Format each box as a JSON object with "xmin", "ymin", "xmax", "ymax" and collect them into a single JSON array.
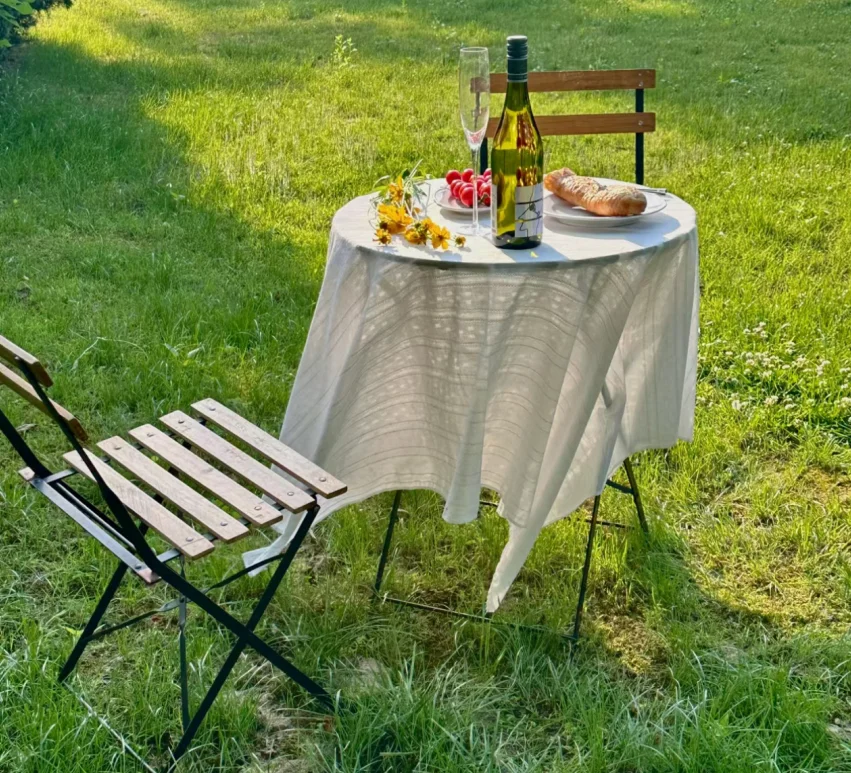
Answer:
[
  {"xmin": 0, "ymin": 362, "xmax": 88, "ymax": 441},
  {"xmin": 486, "ymin": 112, "xmax": 655, "ymax": 139},
  {"xmin": 0, "ymin": 335, "xmax": 52, "ymax": 386},
  {"xmin": 99, "ymin": 437, "xmax": 249, "ymax": 543},
  {"xmin": 489, "ymin": 69, "xmax": 655, "ymax": 94},
  {"xmin": 129, "ymin": 425, "xmax": 283, "ymax": 527},
  {"xmin": 64, "ymin": 450, "xmax": 214, "ymax": 560},
  {"xmin": 191, "ymin": 399, "xmax": 347, "ymax": 499},
  {"xmin": 159, "ymin": 411, "xmax": 315, "ymax": 514}
]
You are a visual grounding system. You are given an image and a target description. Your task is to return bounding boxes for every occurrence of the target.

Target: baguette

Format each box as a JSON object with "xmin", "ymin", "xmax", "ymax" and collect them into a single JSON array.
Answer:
[{"xmin": 544, "ymin": 168, "xmax": 646, "ymax": 217}]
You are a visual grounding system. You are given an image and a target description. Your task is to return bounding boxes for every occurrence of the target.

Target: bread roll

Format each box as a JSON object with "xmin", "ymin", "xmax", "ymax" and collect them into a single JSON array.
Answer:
[{"xmin": 544, "ymin": 168, "xmax": 646, "ymax": 216}]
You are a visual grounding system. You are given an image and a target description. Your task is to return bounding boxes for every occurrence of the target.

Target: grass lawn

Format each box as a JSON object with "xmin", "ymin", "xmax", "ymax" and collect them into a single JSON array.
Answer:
[{"xmin": 1, "ymin": 0, "xmax": 851, "ymax": 769}]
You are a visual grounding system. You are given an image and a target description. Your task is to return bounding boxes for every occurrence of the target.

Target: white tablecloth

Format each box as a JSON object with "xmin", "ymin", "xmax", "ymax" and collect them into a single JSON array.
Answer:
[{"xmin": 245, "ymin": 182, "xmax": 699, "ymax": 612}]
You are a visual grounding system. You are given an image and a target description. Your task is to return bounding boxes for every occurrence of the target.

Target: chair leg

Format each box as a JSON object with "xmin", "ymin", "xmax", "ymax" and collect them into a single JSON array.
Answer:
[
  {"xmin": 177, "ymin": 557, "xmax": 190, "ymax": 733},
  {"xmin": 571, "ymin": 494, "xmax": 601, "ymax": 642},
  {"xmin": 373, "ymin": 490, "xmax": 402, "ymax": 595},
  {"xmin": 59, "ymin": 560, "xmax": 128, "ymax": 683},
  {"xmin": 169, "ymin": 507, "xmax": 333, "ymax": 763},
  {"xmin": 622, "ymin": 457, "xmax": 648, "ymax": 534}
]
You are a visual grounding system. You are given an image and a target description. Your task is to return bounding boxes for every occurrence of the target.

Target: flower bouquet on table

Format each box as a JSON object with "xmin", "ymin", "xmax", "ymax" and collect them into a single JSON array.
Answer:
[{"xmin": 371, "ymin": 160, "xmax": 466, "ymax": 250}]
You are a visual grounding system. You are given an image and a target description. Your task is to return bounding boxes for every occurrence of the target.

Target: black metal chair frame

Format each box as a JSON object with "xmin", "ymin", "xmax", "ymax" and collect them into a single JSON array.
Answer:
[{"xmin": 0, "ymin": 358, "xmax": 334, "ymax": 771}]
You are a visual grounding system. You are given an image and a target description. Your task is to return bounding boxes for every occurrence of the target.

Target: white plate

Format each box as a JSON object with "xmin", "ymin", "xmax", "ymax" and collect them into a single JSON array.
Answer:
[
  {"xmin": 434, "ymin": 186, "xmax": 489, "ymax": 217},
  {"xmin": 543, "ymin": 178, "xmax": 667, "ymax": 229}
]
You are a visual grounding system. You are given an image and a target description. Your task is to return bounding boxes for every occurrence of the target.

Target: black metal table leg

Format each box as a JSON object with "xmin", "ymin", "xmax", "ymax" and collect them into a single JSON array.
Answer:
[
  {"xmin": 571, "ymin": 494, "xmax": 601, "ymax": 641},
  {"xmin": 374, "ymin": 490, "xmax": 401, "ymax": 595},
  {"xmin": 622, "ymin": 457, "xmax": 648, "ymax": 534}
]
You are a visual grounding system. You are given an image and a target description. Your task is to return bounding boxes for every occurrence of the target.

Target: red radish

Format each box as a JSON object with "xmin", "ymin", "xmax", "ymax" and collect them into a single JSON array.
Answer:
[
  {"xmin": 450, "ymin": 180, "xmax": 463, "ymax": 198},
  {"xmin": 481, "ymin": 193, "xmax": 491, "ymax": 206},
  {"xmin": 461, "ymin": 168, "xmax": 474, "ymax": 183},
  {"xmin": 459, "ymin": 186, "xmax": 474, "ymax": 208},
  {"xmin": 484, "ymin": 168, "xmax": 491, "ymax": 177},
  {"xmin": 445, "ymin": 169, "xmax": 462, "ymax": 185}
]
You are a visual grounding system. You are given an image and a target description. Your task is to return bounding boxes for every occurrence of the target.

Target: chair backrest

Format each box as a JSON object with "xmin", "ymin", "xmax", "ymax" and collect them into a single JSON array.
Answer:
[
  {"xmin": 483, "ymin": 68, "xmax": 655, "ymax": 184},
  {"xmin": 0, "ymin": 334, "xmax": 88, "ymax": 441},
  {"xmin": 0, "ymin": 333, "xmax": 148, "ymax": 564}
]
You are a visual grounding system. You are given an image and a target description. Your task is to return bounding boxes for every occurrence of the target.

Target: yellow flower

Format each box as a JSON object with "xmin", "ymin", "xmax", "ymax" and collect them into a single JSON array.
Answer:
[
  {"xmin": 430, "ymin": 223, "xmax": 451, "ymax": 250},
  {"xmin": 377, "ymin": 203, "xmax": 412, "ymax": 234},
  {"xmin": 404, "ymin": 224, "xmax": 428, "ymax": 245},
  {"xmin": 454, "ymin": 235, "xmax": 467, "ymax": 248},
  {"xmin": 374, "ymin": 227, "xmax": 392, "ymax": 245},
  {"xmin": 388, "ymin": 176, "xmax": 405, "ymax": 203}
]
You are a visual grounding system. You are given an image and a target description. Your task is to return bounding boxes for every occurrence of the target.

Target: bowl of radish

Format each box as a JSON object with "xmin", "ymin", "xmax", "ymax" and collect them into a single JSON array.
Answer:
[{"xmin": 434, "ymin": 167, "xmax": 492, "ymax": 215}]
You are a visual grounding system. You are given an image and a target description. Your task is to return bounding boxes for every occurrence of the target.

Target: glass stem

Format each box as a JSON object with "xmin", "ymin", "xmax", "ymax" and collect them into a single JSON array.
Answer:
[{"xmin": 471, "ymin": 147, "xmax": 479, "ymax": 232}]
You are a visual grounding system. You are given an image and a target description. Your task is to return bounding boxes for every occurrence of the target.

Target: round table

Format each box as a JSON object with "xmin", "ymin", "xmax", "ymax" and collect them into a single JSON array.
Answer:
[{"xmin": 246, "ymin": 182, "xmax": 699, "ymax": 612}]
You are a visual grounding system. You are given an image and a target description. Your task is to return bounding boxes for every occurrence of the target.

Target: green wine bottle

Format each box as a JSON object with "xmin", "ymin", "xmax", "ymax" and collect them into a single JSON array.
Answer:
[{"xmin": 490, "ymin": 35, "xmax": 544, "ymax": 249}]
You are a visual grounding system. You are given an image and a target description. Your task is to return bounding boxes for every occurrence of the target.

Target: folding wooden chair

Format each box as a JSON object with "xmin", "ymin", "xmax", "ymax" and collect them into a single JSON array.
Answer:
[
  {"xmin": 0, "ymin": 334, "xmax": 346, "ymax": 769},
  {"xmin": 377, "ymin": 69, "xmax": 655, "ymax": 642}
]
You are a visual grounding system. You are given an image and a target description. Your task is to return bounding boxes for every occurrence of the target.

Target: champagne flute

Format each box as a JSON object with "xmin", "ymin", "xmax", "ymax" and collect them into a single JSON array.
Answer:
[{"xmin": 458, "ymin": 46, "xmax": 490, "ymax": 236}]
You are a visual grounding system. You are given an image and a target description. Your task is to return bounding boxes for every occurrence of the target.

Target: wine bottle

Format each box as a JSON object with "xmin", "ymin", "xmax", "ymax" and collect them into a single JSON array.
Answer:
[{"xmin": 490, "ymin": 35, "xmax": 544, "ymax": 249}]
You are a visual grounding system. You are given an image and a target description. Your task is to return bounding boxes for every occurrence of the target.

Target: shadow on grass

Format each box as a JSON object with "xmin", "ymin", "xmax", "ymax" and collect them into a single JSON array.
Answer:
[{"xmin": 2, "ymin": 0, "xmax": 851, "ymax": 769}]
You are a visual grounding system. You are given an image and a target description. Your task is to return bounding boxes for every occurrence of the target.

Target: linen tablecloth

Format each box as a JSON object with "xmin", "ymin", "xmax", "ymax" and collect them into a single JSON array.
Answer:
[{"xmin": 245, "ymin": 183, "xmax": 699, "ymax": 611}]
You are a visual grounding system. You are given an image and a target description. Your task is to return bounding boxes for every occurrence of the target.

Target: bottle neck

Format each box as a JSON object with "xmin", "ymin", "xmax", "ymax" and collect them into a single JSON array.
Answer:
[{"xmin": 505, "ymin": 79, "xmax": 530, "ymax": 111}]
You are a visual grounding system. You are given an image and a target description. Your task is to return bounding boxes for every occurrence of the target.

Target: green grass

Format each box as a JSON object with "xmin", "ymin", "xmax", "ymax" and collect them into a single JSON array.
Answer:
[{"xmin": 1, "ymin": 0, "xmax": 851, "ymax": 769}]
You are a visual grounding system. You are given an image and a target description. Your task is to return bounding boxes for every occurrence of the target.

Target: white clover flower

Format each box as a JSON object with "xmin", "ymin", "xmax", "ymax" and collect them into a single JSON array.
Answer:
[
  {"xmin": 731, "ymin": 400, "xmax": 744, "ymax": 411},
  {"xmin": 838, "ymin": 397, "xmax": 851, "ymax": 409},
  {"xmin": 764, "ymin": 396, "xmax": 779, "ymax": 406}
]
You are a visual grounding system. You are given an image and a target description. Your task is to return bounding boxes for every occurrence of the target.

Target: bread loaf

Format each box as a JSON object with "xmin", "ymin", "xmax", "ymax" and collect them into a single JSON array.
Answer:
[{"xmin": 544, "ymin": 168, "xmax": 646, "ymax": 217}]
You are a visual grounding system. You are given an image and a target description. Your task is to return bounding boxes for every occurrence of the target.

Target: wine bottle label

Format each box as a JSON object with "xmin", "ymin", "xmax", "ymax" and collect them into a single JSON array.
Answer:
[{"xmin": 515, "ymin": 183, "xmax": 543, "ymax": 239}]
